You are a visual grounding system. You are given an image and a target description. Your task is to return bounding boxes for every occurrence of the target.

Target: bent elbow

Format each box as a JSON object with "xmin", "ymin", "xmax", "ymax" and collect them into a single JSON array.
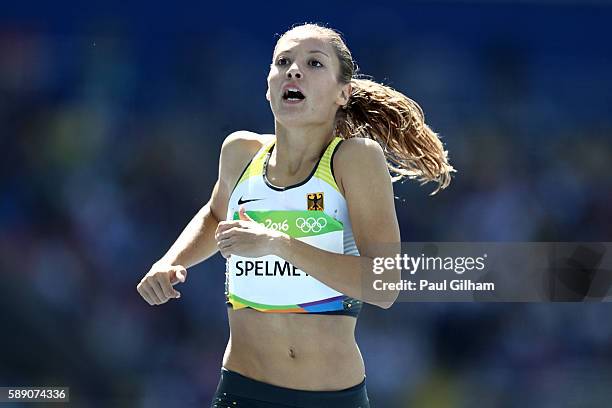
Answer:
[
  {"xmin": 376, "ymin": 301, "xmax": 394, "ymax": 309},
  {"xmin": 374, "ymin": 290, "xmax": 399, "ymax": 309},
  {"xmin": 375, "ymin": 300, "xmax": 395, "ymax": 309}
]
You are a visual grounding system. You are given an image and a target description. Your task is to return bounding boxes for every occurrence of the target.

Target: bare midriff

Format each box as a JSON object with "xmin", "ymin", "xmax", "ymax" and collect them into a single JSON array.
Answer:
[{"xmin": 222, "ymin": 307, "xmax": 365, "ymax": 391}]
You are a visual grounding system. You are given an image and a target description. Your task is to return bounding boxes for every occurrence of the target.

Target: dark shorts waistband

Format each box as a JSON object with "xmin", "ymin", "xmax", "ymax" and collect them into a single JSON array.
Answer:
[{"xmin": 212, "ymin": 367, "xmax": 369, "ymax": 408}]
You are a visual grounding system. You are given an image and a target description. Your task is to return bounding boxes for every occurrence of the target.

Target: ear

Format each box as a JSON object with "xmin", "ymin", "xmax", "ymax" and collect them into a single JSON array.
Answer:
[{"xmin": 336, "ymin": 82, "xmax": 352, "ymax": 107}]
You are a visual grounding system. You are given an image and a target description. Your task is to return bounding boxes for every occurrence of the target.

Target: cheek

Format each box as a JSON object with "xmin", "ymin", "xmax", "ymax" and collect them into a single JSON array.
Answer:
[
  {"xmin": 316, "ymin": 83, "xmax": 341, "ymax": 107},
  {"xmin": 267, "ymin": 73, "xmax": 281, "ymax": 94},
  {"xmin": 268, "ymin": 66, "xmax": 281, "ymax": 80}
]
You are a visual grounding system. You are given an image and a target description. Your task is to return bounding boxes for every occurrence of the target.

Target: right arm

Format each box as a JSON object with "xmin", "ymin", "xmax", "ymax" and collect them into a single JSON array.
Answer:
[
  {"xmin": 154, "ymin": 180, "xmax": 225, "ymax": 271},
  {"xmin": 136, "ymin": 130, "xmax": 269, "ymax": 305}
]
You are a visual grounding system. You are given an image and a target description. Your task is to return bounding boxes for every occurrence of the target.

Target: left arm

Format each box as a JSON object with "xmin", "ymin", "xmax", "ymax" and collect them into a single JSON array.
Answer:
[{"xmin": 216, "ymin": 138, "xmax": 401, "ymax": 309}]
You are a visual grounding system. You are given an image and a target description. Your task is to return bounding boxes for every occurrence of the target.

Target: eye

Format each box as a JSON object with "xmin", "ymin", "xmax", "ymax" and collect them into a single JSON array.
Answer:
[
  {"xmin": 309, "ymin": 59, "xmax": 323, "ymax": 68},
  {"xmin": 276, "ymin": 57, "xmax": 288, "ymax": 66}
]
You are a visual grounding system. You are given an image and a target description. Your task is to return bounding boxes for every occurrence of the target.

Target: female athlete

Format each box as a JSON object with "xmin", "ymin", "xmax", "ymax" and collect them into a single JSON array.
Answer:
[{"xmin": 137, "ymin": 23, "xmax": 454, "ymax": 408}]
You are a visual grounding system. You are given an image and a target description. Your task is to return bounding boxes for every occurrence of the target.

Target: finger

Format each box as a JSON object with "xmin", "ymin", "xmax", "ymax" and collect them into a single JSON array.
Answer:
[
  {"xmin": 217, "ymin": 233, "xmax": 237, "ymax": 249},
  {"xmin": 216, "ymin": 226, "xmax": 232, "ymax": 240},
  {"xmin": 137, "ymin": 284, "xmax": 153, "ymax": 305},
  {"xmin": 217, "ymin": 227, "xmax": 239, "ymax": 241},
  {"xmin": 238, "ymin": 206, "xmax": 254, "ymax": 222},
  {"xmin": 156, "ymin": 273, "xmax": 177, "ymax": 299},
  {"xmin": 216, "ymin": 231, "xmax": 230, "ymax": 243},
  {"xmin": 216, "ymin": 221, "xmax": 241, "ymax": 236},
  {"xmin": 142, "ymin": 283, "xmax": 162, "ymax": 305},
  {"xmin": 218, "ymin": 240, "xmax": 233, "ymax": 254},
  {"xmin": 218, "ymin": 240, "xmax": 233, "ymax": 252},
  {"xmin": 169, "ymin": 265, "xmax": 187, "ymax": 285},
  {"xmin": 223, "ymin": 221, "xmax": 252, "ymax": 235},
  {"xmin": 149, "ymin": 279, "xmax": 167, "ymax": 303},
  {"xmin": 220, "ymin": 246, "xmax": 233, "ymax": 259}
]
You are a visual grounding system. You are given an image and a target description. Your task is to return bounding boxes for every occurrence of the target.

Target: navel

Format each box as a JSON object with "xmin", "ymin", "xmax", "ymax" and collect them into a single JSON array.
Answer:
[{"xmin": 288, "ymin": 346, "xmax": 296, "ymax": 359}]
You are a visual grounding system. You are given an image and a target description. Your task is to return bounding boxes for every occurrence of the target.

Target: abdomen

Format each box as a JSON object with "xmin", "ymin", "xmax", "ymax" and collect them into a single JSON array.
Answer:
[{"xmin": 223, "ymin": 308, "xmax": 365, "ymax": 391}]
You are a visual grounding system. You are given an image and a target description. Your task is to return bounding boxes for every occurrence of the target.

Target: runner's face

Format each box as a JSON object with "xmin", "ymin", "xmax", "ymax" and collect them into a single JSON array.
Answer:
[{"xmin": 267, "ymin": 35, "xmax": 348, "ymax": 127}]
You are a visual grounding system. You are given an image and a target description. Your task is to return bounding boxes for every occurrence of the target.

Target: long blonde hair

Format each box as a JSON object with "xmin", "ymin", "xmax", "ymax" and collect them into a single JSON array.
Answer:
[{"xmin": 276, "ymin": 23, "xmax": 456, "ymax": 195}]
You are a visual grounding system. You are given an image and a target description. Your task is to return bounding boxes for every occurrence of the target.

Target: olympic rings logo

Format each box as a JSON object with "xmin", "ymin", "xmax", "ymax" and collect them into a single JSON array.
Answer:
[{"xmin": 295, "ymin": 217, "xmax": 328, "ymax": 233}]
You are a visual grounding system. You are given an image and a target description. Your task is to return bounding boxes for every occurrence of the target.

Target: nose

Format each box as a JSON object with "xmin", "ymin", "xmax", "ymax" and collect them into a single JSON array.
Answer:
[{"xmin": 287, "ymin": 62, "xmax": 302, "ymax": 79}]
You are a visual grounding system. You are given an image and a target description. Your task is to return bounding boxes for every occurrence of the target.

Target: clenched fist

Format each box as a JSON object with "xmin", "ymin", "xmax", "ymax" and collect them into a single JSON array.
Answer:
[{"xmin": 137, "ymin": 264, "xmax": 187, "ymax": 305}]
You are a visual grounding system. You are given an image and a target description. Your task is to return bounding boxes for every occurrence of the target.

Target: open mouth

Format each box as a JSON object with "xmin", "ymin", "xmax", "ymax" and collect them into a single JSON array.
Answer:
[{"xmin": 282, "ymin": 88, "xmax": 305, "ymax": 102}]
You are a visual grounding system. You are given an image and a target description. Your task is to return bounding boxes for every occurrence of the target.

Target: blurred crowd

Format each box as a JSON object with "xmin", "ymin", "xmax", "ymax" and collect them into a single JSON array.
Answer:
[{"xmin": 1, "ymin": 3, "xmax": 611, "ymax": 407}]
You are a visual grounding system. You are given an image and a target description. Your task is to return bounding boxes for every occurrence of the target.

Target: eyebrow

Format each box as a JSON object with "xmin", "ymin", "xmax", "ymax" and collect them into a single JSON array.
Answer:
[{"xmin": 277, "ymin": 49, "xmax": 330, "ymax": 57}]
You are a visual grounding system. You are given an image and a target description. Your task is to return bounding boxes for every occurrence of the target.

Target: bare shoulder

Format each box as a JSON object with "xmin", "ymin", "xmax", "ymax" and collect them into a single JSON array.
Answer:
[
  {"xmin": 221, "ymin": 130, "xmax": 273, "ymax": 161},
  {"xmin": 333, "ymin": 137, "xmax": 388, "ymax": 195},
  {"xmin": 335, "ymin": 137, "xmax": 385, "ymax": 162},
  {"xmin": 219, "ymin": 131, "xmax": 274, "ymax": 188}
]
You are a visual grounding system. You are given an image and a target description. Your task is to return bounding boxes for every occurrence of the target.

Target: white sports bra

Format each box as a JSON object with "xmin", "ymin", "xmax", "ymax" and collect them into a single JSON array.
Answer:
[{"xmin": 224, "ymin": 135, "xmax": 363, "ymax": 317}]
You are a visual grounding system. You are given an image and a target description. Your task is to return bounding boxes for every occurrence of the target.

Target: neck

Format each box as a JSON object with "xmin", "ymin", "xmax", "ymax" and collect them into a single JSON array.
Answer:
[{"xmin": 271, "ymin": 122, "xmax": 336, "ymax": 175}]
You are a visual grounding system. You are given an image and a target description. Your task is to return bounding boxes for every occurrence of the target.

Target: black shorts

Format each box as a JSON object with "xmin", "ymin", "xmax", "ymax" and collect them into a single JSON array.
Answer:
[{"xmin": 210, "ymin": 368, "xmax": 370, "ymax": 408}]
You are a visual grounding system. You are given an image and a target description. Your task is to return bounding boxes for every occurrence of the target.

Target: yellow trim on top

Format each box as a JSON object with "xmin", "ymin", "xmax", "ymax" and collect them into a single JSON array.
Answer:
[
  {"xmin": 314, "ymin": 137, "xmax": 342, "ymax": 192},
  {"xmin": 236, "ymin": 140, "xmax": 274, "ymax": 187},
  {"xmin": 235, "ymin": 136, "xmax": 343, "ymax": 192}
]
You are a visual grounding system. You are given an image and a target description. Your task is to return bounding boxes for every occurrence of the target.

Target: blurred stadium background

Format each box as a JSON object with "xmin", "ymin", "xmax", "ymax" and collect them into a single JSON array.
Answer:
[{"xmin": 1, "ymin": 1, "xmax": 611, "ymax": 407}]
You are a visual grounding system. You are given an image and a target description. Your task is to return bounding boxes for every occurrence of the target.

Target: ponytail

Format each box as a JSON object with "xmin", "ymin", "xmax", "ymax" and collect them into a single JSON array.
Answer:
[{"xmin": 336, "ymin": 78, "xmax": 456, "ymax": 195}]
